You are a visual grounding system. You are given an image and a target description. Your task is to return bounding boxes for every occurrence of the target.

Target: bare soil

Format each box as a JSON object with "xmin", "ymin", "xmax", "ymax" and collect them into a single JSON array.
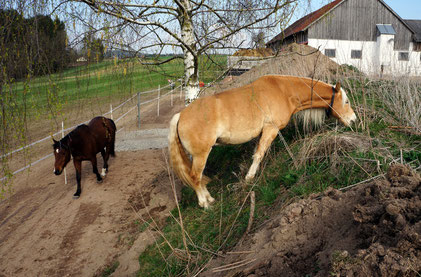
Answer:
[
  {"xmin": 0, "ymin": 94, "xmax": 185, "ymax": 277},
  {"xmin": 201, "ymin": 164, "xmax": 421, "ymax": 277}
]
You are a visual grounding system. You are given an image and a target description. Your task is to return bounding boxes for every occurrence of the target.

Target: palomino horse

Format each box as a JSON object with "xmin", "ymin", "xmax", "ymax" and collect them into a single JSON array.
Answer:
[
  {"xmin": 168, "ymin": 75, "xmax": 357, "ymax": 209},
  {"xmin": 53, "ymin": 116, "xmax": 116, "ymax": 198}
]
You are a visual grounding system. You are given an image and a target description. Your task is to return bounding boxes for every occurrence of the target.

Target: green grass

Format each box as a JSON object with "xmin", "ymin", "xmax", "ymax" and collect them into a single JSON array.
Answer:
[
  {"xmin": 99, "ymin": 260, "xmax": 120, "ymax": 277},
  {"xmin": 6, "ymin": 55, "xmax": 227, "ymax": 119}
]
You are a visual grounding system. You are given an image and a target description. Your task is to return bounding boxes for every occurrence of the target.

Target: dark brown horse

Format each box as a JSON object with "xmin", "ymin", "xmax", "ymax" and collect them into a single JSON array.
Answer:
[{"xmin": 53, "ymin": 116, "xmax": 116, "ymax": 198}]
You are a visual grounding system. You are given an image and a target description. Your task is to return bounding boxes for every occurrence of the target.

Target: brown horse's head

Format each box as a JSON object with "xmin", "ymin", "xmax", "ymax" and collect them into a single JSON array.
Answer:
[
  {"xmin": 329, "ymin": 83, "xmax": 357, "ymax": 127},
  {"xmin": 53, "ymin": 139, "xmax": 71, "ymax": 175}
]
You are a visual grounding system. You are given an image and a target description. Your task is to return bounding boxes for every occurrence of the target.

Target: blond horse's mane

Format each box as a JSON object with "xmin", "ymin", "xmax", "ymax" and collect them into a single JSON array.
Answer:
[
  {"xmin": 295, "ymin": 108, "xmax": 326, "ymax": 132},
  {"xmin": 294, "ymin": 86, "xmax": 348, "ymax": 132}
]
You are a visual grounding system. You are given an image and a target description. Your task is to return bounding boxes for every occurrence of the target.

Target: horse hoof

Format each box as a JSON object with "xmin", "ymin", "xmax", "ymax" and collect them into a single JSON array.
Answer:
[
  {"xmin": 208, "ymin": 196, "xmax": 215, "ymax": 204},
  {"xmin": 97, "ymin": 179, "xmax": 103, "ymax": 184},
  {"xmin": 200, "ymin": 201, "xmax": 211, "ymax": 210},
  {"xmin": 73, "ymin": 195, "xmax": 80, "ymax": 199}
]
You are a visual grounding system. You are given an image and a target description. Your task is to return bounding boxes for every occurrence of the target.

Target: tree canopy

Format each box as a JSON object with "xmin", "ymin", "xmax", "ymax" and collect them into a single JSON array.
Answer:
[
  {"xmin": 0, "ymin": 9, "xmax": 71, "ymax": 80},
  {"xmin": 55, "ymin": 0, "xmax": 307, "ymax": 101}
]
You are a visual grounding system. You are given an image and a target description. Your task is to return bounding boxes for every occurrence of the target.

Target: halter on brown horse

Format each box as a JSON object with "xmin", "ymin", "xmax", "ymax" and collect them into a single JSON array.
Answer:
[
  {"xmin": 53, "ymin": 116, "xmax": 116, "ymax": 198},
  {"xmin": 168, "ymin": 75, "xmax": 357, "ymax": 209}
]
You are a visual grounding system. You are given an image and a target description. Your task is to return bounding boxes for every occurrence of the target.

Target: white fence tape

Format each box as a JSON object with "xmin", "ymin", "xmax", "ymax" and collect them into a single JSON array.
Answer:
[
  {"xmin": 1, "ymin": 84, "xmax": 182, "ymax": 182},
  {"xmin": 0, "ymin": 153, "xmax": 54, "ymax": 182}
]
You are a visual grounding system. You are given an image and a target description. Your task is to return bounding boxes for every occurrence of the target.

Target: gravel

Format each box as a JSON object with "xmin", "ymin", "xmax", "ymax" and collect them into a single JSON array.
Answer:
[{"xmin": 115, "ymin": 128, "xmax": 169, "ymax": 151}]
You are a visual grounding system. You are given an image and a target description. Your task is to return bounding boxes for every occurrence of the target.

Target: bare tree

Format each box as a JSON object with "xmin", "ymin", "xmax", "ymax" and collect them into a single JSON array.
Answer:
[{"xmin": 54, "ymin": 0, "xmax": 308, "ymax": 102}]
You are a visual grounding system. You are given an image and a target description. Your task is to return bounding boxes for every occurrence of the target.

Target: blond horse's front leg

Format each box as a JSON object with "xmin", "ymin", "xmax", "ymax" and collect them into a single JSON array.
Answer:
[
  {"xmin": 191, "ymin": 150, "xmax": 214, "ymax": 209},
  {"xmin": 245, "ymin": 125, "xmax": 278, "ymax": 181}
]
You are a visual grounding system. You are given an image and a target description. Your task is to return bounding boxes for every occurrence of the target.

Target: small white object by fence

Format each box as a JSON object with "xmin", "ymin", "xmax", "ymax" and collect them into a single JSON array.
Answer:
[
  {"xmin": 137, "ymin": 92, "xmax": 141, "ymax": 129},
  {"xmin": 157, "ymin": 85, "xmax": 160, "ymax": 117},
  {"xmin": 61, "ymin": 121, "xmax": 67, "ymax": 185}
]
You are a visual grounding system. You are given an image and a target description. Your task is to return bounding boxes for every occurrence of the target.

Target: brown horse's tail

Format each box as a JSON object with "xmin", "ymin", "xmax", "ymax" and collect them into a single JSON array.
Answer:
[
  {"xmin": 108, "ymin": 118, "xmax": 117, "ymax": 157},
  {"xmin": 168, "ymin": 113, "xmax": 194, "ymax": 187}
]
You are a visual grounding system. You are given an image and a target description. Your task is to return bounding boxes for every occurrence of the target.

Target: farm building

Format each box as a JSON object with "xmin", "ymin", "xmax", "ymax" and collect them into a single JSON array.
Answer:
[{"xmin": 266, "ymin": 0, "xmax": 421, "ymax": 76}]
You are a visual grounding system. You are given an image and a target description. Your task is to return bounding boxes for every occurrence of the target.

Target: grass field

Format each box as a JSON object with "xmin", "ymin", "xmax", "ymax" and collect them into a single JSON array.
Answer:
[{"xmin": 7, "ymin": 55, "xmax": 227, "ymax": 119}]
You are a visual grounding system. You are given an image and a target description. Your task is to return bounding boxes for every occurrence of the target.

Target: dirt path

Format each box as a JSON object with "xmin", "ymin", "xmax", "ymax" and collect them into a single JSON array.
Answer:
[
  {"xmin": 0, "ymin": 149, "xmax": 182, "ymax": 277},
  {"xmin": 0, "ymin": 94, "xmax": 185, "ymax": 277}
]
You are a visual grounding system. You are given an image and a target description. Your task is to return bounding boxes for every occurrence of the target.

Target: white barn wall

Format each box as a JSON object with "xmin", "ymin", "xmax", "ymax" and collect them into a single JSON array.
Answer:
[{"xmin": 308, "ymin": 38, "xmax": 421, "ymax": 76}]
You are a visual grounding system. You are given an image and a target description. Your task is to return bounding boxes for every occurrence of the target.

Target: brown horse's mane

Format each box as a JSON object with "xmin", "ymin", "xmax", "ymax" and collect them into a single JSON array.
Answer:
[{"xmin": 53, "ymin": 124, "xmax": 89, "ymax": 150}]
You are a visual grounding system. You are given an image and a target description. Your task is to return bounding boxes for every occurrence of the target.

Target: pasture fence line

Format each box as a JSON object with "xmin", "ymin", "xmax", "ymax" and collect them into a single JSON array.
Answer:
[
  {"xmin": 1, "ymin": 83, "xmax": 182, "ymax": 183},
  {"xmin": 1, "ymin": 83, "xmax": 174, "ymax": 160}
]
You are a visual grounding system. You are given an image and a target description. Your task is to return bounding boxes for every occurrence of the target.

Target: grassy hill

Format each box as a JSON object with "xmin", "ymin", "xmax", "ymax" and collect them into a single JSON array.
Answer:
[{"xmin": 130, "ymin": 66, "xmax": 420, "ymax": 276}]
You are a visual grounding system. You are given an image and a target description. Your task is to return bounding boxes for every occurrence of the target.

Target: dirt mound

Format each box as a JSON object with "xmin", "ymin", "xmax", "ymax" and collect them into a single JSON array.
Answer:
[
  {"xmin": 215, "ymin": 43, "xmax": 339, "ymax": 92},
  {"xmin": 233, "ymin": 48, "xmax": 274, "ymax": 57},
  {"xmin": 201, "ymin": 164, "xmax": 421, "ymax": 277}
]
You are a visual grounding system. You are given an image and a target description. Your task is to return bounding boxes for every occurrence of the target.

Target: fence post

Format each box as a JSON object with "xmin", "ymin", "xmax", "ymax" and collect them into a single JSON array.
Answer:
[
  {"xmin": 157, "ymin": 85, "xmax": 160, "ymax": 117},
  {"xmin": 110, "ymin": 104, "xmax": 113, "ymax": 120},
  {"xmin": 171, "ymin": 87, "xmax": 173, "ymax": 106},
  {"xmin": 137, "ymin": 92, "xmax": 141, "ymax": 129},
  {"xmin": 61, "ymin": 121, "xmax": 67, "ymax": 185},
  {"xmin": 180, "ymin": 84, "xmax": 182, "ymax": 100}
]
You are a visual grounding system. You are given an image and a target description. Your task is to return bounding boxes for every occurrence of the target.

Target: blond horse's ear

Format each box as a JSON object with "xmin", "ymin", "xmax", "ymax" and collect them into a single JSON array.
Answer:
[{"xmin": 335, "ymin": 82, "xmax": 341, "ymax": 92}]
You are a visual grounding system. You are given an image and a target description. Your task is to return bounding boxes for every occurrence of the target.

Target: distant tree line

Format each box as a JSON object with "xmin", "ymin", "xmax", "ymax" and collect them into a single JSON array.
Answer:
[
  {"xmin": 0, "ymin": 9, "xmax": 74, "ymax": 80},
  {"xmin": 82, "ymin": 32, "xmax": 105, "ymax": 63}
]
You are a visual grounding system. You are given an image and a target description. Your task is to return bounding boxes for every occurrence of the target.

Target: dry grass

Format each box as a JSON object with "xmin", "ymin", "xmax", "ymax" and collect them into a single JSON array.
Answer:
[
  {"xmin": 296, "ymin": 132, "xmax": 373, "ymax": 167},
  {"xmin": 375, "ymin": 77, "xmax": 421, "ymax": 132},
  {"xmin": 213, "ymin": 43, "xmax": 339, "ymax": 92}
]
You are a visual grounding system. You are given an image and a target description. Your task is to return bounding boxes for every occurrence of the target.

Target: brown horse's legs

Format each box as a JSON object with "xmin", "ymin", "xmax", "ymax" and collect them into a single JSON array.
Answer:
[
  {"xmin": 73, "ymin": 159, "xmax": 82, "ymax": 199},
  {"xmin": 191, "ymin": 149, "xmax": 214, "ymax": 209},
  {"xmin": 245, "ymin": 125, "xmax": 278, "ymax": 181},
  {"xmin": 100, "ymin": 149, "xmax": 108, "ymax": 177},
  {"xmin": 90, "ymin": 157, "xmax": 103, "ymax": 183}
]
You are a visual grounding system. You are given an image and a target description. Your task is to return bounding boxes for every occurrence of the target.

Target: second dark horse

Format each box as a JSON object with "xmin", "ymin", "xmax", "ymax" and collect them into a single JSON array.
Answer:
[{"xmin": 53, "ymin": 116, "xmax": 116, "ymax": 198}]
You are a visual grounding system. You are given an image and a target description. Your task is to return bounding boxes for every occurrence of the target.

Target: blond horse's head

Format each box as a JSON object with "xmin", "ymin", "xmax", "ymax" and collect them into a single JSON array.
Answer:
[
  {"xmin": 329, "ymin": 83, "xmax": 357, "ymax": 127},
  {"xmin": 296, "ymin": 82, "xmax": 357, "ymax": 130}
]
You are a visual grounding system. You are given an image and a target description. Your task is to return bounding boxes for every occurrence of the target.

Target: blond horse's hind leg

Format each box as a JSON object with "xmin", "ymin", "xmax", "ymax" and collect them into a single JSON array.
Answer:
[
  {"xmin": 245, "ymin": 125, "xmax": 278, "ymax": 181},
  {"xmin": 191, "ymin": 149, "xmax": 214, "ymax": 209}
]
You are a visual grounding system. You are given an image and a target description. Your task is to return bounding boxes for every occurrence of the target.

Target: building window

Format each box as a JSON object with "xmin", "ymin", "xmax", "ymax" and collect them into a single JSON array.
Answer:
[
  {"xmin": 325, "ymin": 49, "xmax": 336, "ymax": 58},
  {"xmin": 351, "ymin": 50, "xmax": 362, "ymax": 59},
  {"xmin": 398, "ymin": 52, "xmax": 409, "ymax": 61}
]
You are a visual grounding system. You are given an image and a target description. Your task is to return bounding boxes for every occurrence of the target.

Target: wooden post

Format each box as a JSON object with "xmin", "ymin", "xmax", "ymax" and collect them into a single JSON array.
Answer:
[
  {"xmin": 110, "ymin": 104, "xmax": 113, "ymax": 120},
  {"xmin": 61, "ymin": 121, "xmax": 67, "ymax": 185},
  {"xmin": 180, "ymin": 84, "xmax": 182, "ymax": 99},
  {"xmin": 171, "ymin": 87, "xmax": 174, "ymax": 106},
  {"xmin": 157, "ymin": 85, "xmax": 160, "ymax": 117},
  {"xmin": 137, "ymin": 92, "xmax": 141, "ymax": 129}
]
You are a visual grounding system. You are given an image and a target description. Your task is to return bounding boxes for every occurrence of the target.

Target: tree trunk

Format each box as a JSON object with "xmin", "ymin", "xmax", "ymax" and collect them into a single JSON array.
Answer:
[
  {"xmin": 180, "ymin": 0, "xmax": 199, "ymax": 104},
  {"xmin": 183, "ymin": 46, "xmax": 199, "ymax": 103}
]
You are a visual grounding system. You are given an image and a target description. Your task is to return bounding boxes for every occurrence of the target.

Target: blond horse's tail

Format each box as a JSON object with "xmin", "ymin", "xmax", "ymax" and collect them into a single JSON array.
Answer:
[{"xmin": 168, "ymin": 113, "xmax": 195, "ymax": 187}]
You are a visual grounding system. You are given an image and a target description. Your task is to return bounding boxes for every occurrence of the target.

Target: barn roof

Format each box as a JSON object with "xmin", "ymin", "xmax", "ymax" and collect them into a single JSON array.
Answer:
[
  {"xmin": 266, "ymin": 0, "xmax": 343, "ymax": 45},
  {"xmin": 405, "ymin": 20, "xmax": 421, "ymax": 42},
  {"xmin": 267, "ymin": 0, "xmax": 416, "ymax": 46}
]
